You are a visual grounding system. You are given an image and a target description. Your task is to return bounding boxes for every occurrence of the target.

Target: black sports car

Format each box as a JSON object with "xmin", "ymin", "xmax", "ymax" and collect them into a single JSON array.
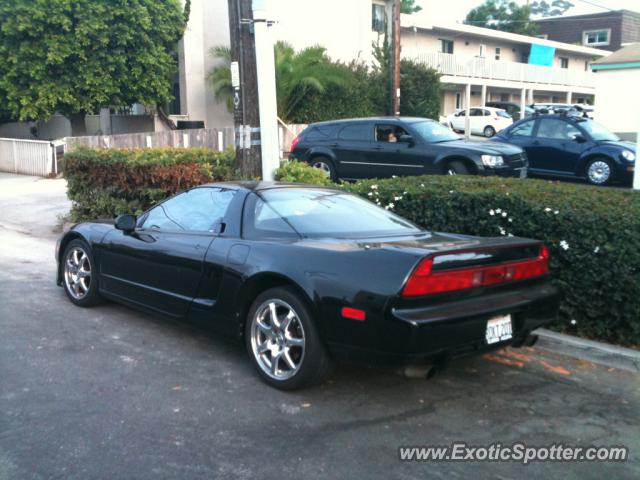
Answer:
[{"xmin": 56, "ymin": 182, "xmax": 559, "ymax": 390}]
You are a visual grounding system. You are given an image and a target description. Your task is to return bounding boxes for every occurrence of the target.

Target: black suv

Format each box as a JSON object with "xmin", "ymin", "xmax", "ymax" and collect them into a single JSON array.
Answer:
[{"xmin": 289, "ymin": 117, "xmax": 528, "ymax": 181}]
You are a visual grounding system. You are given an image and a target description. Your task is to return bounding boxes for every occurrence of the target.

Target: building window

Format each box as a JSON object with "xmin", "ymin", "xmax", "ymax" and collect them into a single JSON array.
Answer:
[
  {"xmin": 583, "ymin": 29, "xmax": 610, "ymax": 47},
  {"xmin": 439, "ymin": 39, "xmax": 454, "ymax": 54},
  {"xmin": 560, "ymin": 57, "xmax": 569, "ymax": 69},
  {"xmin": 372, "ymin": 3, "xmax": 386, "ymax": 33},
  {"xmin": 495, "ymin": 47, "xmax": 501, "ymax": 60},
  {"xmin": 455, "ymin": 92, "xmax": 462, "ymax": 110},
  {"xmin": 479, "ymin": 44, "xmax": 486, "ymax": 57}
]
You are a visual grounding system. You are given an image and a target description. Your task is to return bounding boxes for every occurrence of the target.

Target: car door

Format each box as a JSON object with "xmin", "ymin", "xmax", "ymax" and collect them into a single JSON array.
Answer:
[
  {"xmin": 368, "ymin": 123, "xmax": 425, "ymax": 178},
  {"xmin": 503, "ymin": 118, "xmax": 537, "ymax": 164},
  {"xmin": 333, "ymin": 123, "xmax": 375, "ymax": 179},
  {"xmin": 529, "ymin": 118, "xmax": 584, "ymax": 174},
  {"xmin": 468, "ymin": 108, "xmax": 485, "ymax": 135},
  {"xmin": 98, "ymin": 187, "xmax": 236, "ymax": 317}
]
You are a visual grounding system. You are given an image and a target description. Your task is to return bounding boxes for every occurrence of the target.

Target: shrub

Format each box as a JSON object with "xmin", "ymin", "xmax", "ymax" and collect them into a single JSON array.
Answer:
[
  {"xmin": 64, "ymin": 147, "xmax": 235, "ymax": 221},
  {"xmin": 342, "ymin": 176, "xmax": 640, "ymax": 346},
  {"xmin": 274, "ymin": 160, "xmax": 332, "ymax": 186}
]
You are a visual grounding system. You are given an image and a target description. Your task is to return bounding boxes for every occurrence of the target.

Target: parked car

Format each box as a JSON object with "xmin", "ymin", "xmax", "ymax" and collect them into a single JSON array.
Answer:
[
  {"xmin": 447, "ymin": 107, "xmax": 513, "ymax": 137},
  {"xmin": 530, "ymin": 103, "xmax": 594, "ymax": 119},
  {"xmin": 486, "ymin": 102, "xmax": 535, "ymax": 121},
  {"xmin": 57, "ymin": 182, "xmax": 559, "ymax": 390},
  {"xmin": 491, "ymin": 114, "xmax": 636, "ymax": 185},
  {"xmin": 289, "ymin": 117, "xmax": 528, "ymax": 180}
]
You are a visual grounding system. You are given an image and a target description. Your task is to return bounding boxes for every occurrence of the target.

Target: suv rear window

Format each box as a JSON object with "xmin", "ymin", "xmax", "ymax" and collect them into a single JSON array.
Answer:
[
  {"xmin": 338, "ymin": 124, "xmax": 372, "ymax": 141},
  {"xmin": 304, "ymin": 125, "xmax": 338, "ymax": 141}
]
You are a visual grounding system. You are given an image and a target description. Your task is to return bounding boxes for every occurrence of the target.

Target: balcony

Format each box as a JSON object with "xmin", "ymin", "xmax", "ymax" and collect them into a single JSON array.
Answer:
[{"xmin": 415, "ymin": 52, "xmax": 595, "ymax": 89}]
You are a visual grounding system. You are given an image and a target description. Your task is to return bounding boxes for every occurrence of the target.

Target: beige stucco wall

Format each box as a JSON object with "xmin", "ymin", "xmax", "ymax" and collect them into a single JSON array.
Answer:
[{"xmin": 594, "ymin": 67, "xmax": 640, "ymax": 135}]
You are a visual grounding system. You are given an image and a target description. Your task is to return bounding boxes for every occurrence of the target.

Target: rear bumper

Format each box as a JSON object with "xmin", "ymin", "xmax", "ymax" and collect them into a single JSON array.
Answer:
[{"xmin": 327, "ymin": 282, "xmax": 559, "ymax": 366}]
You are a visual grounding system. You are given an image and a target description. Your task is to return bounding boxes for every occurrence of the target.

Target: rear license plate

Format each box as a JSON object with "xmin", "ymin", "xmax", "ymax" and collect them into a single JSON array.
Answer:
[{"xmin": 485, "ymin": 315, "xmax": 513, "ymax": 344}]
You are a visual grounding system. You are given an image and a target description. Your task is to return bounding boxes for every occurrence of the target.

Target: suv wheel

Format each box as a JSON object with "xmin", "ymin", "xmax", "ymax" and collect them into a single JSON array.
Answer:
[
  {"xmin": 311, "ymin": 157, "xmax": 336, "ymax": 181},
  {"xmin": 445, "ymin": 160, "xmax": 470, "ymax": 175}
]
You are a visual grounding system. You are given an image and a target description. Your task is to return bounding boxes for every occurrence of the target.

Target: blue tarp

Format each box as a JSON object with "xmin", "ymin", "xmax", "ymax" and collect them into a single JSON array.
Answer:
[{"xmin": 528, "ymin": 44, "xmax": 556, "ymax": 67}]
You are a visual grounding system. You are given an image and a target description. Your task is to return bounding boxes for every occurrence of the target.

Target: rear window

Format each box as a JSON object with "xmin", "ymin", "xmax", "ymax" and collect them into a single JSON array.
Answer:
[
  {"xmin": 497, "ymin": 111, "xmax": 511, "ymax": 118},
  {"xmin": 338, "ymin": 124, "xmax": 372, "ymax": 141},
  {"xmin": 303, "ymin": 125, "xmax": 338, "ymax": 142}
]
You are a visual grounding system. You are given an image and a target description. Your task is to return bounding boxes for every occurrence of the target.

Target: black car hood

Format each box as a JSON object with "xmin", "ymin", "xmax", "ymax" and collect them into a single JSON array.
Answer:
[{"xmin": 437, "ymin": 139, "xmax": 523, "ymax": 155}]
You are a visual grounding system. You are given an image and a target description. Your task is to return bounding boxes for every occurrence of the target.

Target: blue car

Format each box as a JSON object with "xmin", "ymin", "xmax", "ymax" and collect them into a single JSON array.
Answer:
[{"xmin": 491, "ymin": 114, "xmax": 636, "ymax": 186}]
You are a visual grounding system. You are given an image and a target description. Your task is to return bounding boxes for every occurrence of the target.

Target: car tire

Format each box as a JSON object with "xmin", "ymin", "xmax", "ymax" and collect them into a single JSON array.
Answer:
[
  {"xmin": 483, "ymin": 126, "xmax": 496, "ymax": 138},
  {"xmin": 445, "ymin": 160, "xmax": 470, "ymax": 175},
  {"xmin": 311, "ymin": 157, "xmax": 337, "ymax": 181},
  {"xmin": 245, "ymin": 287, "xmax": 333, "ymax": 390},
  {"xmin": 585, "ymin": 157, "xmax": 614, "ymax": 186},
  {"xmin": 61, "ymin": 239, "xmax": 102, "ymax": 307}
]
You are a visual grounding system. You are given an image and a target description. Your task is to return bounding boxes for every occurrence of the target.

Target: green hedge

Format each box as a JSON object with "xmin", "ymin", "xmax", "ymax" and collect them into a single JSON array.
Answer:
[
  {"xmin": 277, "ymin": 162, "xmax": 640, "ymax": 346},
  {"xmin": 64, "ymin": 147, "xmax": 236, "ymax": 221}
]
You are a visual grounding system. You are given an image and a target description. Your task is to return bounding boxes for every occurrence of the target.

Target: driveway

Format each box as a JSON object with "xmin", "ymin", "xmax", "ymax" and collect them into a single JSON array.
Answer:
[{"xmin": 0, "ymin": 173, "xmax": 638, "ymax": 480}]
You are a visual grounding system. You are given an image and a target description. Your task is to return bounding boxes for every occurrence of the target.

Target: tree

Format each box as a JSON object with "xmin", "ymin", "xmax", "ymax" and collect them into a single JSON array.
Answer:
[
  {"xmin": 207, "ymin": 46, "xmax": 234, "ymax": 113},
  {"xmin": 401, "ymin": 0, "xmax": 422, "ymax": 14},
  {"xmin": 399, "ymin": 60, "xmax": 441, "ymax": 120},
  {"xmin": 530, "ymin": 0, "xmax": 574, "ymax": 17},
  {"xmin": 0, "ymin": 0, "xmax": 189, "ymax": 135},
  {"xmin": 464, "ymin": 0, "xmax": 538, "ymax": 36}
]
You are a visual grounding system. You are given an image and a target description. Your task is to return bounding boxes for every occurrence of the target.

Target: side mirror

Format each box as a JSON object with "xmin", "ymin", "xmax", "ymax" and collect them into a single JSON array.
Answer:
[
  {"xmin": 115, "ymin": 214, "xmax": 137, "ymax": 232},
  {"xmin": 573, "ymin": 134, "xmax": 587, "ymax": 143},
  {"xmin": 398, "ymin": 134, "xmax": 415, "ymax": 146}
]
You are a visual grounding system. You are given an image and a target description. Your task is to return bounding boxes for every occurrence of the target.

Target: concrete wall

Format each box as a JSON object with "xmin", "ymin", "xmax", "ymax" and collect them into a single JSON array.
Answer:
[{"xmin": 594, "ymin": 67, "xmax": 640, "ymax": 138}]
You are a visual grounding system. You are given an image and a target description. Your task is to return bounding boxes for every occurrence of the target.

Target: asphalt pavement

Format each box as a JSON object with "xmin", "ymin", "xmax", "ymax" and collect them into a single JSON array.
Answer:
[{"xmin": 0, "ymin": 173, "xmax": 638, "ymax": 480}]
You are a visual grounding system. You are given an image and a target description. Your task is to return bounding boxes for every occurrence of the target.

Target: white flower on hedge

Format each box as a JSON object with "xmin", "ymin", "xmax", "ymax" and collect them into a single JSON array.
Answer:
[
  {"xmin": 394, "ymin": 196, "xmax": 402, "ymax": 201},
  {"xmin": 499, "ymin": 227, "xmax": 506, "ymax": 235},
  {"xmin": 420, "ymin": 183, "xmax": 425, "ymax": 188},
  {"xmin": 496, "ymin": 208, "xmax": 502, "ymax": 214},
  {"xmin": 502, "ymin": 212, "xmax": 507, "ymax": 217},
  {"xmin": 367, "ymin": 192, "xmax": 373, "ymax": 197},
  {"xmin": 508, "ymin": 233, "xmax": 514, "ymax": 237},
  {"xmin": 570, "ymin": 319, "xmax": 577, "ymax": 325},
  {"xmin": 449, "ymin": 190, "xmax": 454, "ymax": 194},
  {"xmin": 489, "ymin": 209, "xmax": 495, "ymax": 216},
  {"xmin": 554, "ymin": 210, "xmax": 559, "ymax": 215},
  {"xmin": 560, "ymin": 240, "xmax": 570, "ymax": 250},
  {"xmin": 385, "ymin": 203, "xmax": 395, "ymax": 210},
  {"xmin": 545, "ymin": 207, "xmax": 552, "ymax": 212},
  {"xmin": 371, "ymin": 185, "xmax": 378, "ymax": 190},
  {"xmin": 508, "ymin": 218, "xmax": 513, "ymax": 223},
  {"xmin": 594, "ymin": 246, "xmax": 600, "ymax": 253}
]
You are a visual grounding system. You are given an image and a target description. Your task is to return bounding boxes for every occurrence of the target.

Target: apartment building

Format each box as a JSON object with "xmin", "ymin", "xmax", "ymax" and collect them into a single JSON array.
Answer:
[
  {"xmin": 175, "ymin": 0, "xmax": 393, "ymax": 128},
  {"xmin": 535, "ymin": 10, "xmax": 640, "ymax": 52},
  {"xmin": 401, "ymin": 19, "xmax": 610, "ymax": 116}
]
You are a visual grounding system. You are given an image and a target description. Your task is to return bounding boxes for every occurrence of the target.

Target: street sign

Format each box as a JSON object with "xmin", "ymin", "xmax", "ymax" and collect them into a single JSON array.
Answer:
[{"xmin": 230, "ymin": 61, "xmax": 240, "ymax": 89}]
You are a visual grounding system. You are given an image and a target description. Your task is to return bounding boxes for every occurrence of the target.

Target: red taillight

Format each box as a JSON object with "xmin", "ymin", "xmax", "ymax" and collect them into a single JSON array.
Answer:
[
  {"xmin": 341, "ymin": 307, "xmax": 366, "ymax": 321},
  {"xmin": 402, "ymin": 246, "xmax": 549, "ymax": 297},
  {"xmin": 290, "ymin": 136, "xmax": 300, "ymax": 151}
]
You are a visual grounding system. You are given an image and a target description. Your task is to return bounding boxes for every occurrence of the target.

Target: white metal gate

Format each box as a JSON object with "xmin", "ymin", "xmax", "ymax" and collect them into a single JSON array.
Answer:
[{"xmin": 0, "ymin": 138, "xmax": 57, "ymax": 177}]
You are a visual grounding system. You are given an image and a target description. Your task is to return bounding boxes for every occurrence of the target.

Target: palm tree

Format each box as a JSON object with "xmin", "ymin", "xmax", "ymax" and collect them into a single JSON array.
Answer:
[
  {"xmin": 274, "ymin": 41, "xmax": 347, "ymax": 122},
  {"xmin": 207, "ymin": 45, "xmax": 234, "ymax": 113},
  {"xmin": 207, "ymin": 42, "xmax": 347, "ymax": 122}
]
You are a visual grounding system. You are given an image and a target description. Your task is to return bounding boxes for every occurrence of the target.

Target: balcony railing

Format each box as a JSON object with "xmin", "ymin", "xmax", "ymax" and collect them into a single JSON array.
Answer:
[{"xmin": 415, "ymin": 52, "xmax": 595, "ymax": 89}]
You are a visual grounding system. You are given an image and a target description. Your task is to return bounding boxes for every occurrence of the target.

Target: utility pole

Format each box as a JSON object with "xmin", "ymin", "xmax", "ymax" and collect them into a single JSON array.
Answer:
[
  {"xmin": 391, "ymin": 0, "xmax": 401, "ymax": 116},
  {"xmin": 227, "ymin": 0, "xmax": 261, "ymax": 178}
]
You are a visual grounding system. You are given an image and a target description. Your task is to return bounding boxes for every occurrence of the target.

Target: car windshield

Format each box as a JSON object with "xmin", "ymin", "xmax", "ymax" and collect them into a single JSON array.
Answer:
[
  {"xmin": 258, "ymin": 189, "xmax": 421, "ymax": 238},
  {"xmin": 410, "ymin": 120, "xmax": 459, "ymax": 143},
  {"xmin": 580, "ymin": 120, "xmax": 620, "ymax": 141}
]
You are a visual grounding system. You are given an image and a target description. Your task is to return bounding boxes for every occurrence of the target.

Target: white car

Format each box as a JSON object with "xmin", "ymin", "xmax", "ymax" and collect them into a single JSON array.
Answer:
[{"xmin": 447, "ymin": 107, "xmax": 513, "ymax": 138}]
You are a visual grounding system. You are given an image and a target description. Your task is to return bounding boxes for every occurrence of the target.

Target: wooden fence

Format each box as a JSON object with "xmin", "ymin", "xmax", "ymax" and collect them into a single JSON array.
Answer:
[{"xmin": 64, "ymin": 128, "xmax": 235, "ymax": 152}]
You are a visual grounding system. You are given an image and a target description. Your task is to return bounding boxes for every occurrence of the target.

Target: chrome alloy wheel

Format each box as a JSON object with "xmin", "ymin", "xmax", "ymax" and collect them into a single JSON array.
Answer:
[
  {"xmin": 250, "ymin": 299, "xmax": 306, "ymax": 381},
  {"xmin": 587, "ymin": 160, "xmax": 611, "ymax": 184},
  {"xmin": 312, "ymin": 161, "xmax": 331, "ymax": 178},
  {"xmin": 64, "ymin": 247, "xmax": 92, "ymax": 300}
]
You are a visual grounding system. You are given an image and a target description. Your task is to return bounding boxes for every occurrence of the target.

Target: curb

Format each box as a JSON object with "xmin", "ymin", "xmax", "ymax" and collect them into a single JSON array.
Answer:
[{"xmin": 533, "ymin": 328, "xmax": 640, "ymax": 373}]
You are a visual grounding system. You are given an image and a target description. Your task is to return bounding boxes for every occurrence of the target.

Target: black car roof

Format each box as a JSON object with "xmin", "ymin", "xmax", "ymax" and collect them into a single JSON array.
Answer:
[{"xmin": 309, "ymin": 116, "xmax": 433, "ymax": 127}]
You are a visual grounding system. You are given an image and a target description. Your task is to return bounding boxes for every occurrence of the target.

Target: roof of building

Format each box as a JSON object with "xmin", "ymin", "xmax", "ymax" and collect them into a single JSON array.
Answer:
[
  {"xmin": 592, "ymin": 43, "xmax": 640, "ymax": 69},
  {"xmin": 534, "ymin": 9, "xmax": 640, "ymax": 23},
  {"xmin": 401, "ymin": 17, "xmax": 611, "ymax": 58}
]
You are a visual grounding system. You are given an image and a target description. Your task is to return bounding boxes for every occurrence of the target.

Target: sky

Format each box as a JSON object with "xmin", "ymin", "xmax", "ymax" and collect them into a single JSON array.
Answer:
[{"xmin": 411, "ymin": 0, "xmax": 640, "ymax": 24}]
